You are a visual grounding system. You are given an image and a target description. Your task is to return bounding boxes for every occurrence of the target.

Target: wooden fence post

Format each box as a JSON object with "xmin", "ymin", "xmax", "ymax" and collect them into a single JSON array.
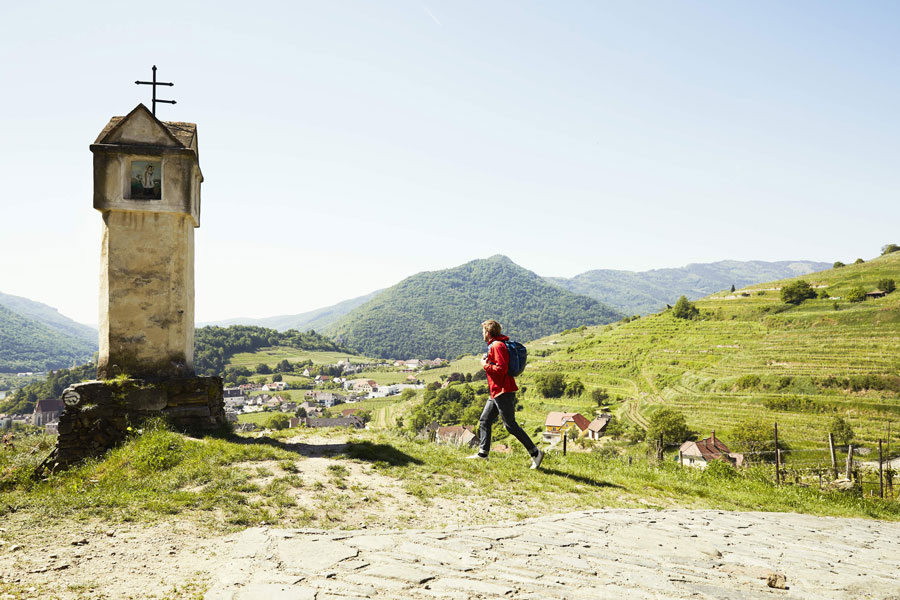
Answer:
[
  {"xmin": 828, "ymin": 433, "xmax": 838, "ymax": 480},
  {"xmin": 657, "ymin": 435, "xmax": 664, "ymax": 464},
  {"xmin": 562, "ymin": 432, "xmax": 567, "ymax": 456},
  {"xmin": 879, "ymin": 439, "xmax": 884, "ymax": 499},
  {"xmin": 774, "ymin": 423, "xmax": 781, "ymax": 485},
  {"xmin": 845, "ymin": 444, "xmax": 853, "ymax": 480},
  {"xmin": 679, "ymin": 450, "xmax": 683, "ymax": 467}
]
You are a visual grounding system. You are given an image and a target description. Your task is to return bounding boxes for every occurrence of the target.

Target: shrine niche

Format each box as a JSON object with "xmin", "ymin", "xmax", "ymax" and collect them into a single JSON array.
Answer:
[{"xmin": 129, "ymin": 160, "xmax": 161, "ymax": 199}]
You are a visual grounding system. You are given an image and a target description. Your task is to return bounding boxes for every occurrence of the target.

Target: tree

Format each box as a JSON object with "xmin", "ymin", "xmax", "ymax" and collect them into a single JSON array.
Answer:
[
  {"xmin": 604, "ymin": 415, "xmax": 626, "ymax": 438},
  {"xmin": 646, "ymin": 408, "xmax": 694, "ymax": 446},
  {"xmin": 272, "ymin": 374, "xmax": 283, "ymax": 382},
  {"xmin": 534, "ymin": 373, "xmax": 566, "ymax": 398},
  {"xmin": 731, "ymin": 419, "xmax": 775, "ymax": 463},
  {"xmin": 266, "ymin": 414, "xmax": 290, "ymax": 430},
  {"xmin": 817, "ymin": 288, "xmax": 830, "ymax": 300},
  {"xmin": 565, "ymin": 378, "xmax": 585, "ymax": 398},
  {"xmin": 256, "ymin": 363, "xmax": 272, "ymax": 374},
  {"xmin": 276, "ymin": 359, "xmax": 293, "ymax": 372},
  {"xmin": 830, "ymin": 416, "xmax": 854, "ymax": 446},
  {"xmin": 833, "ymin": 261, "xmax": 845, "ymax": 268},
  {"xmin": 854, "ymin": 258, "xmax": 865, "ymax": 264},
  {"xmin": 730, "ymin": 284, "xmax": 736, "ymax": 293},
  {"xmin": 590, "ymin": 387, "xmax": 610, "ymax": 407},
  {"xmin": 296, "ymin": 407, "xmax": 307, "ymax": 418},
  {"xmin": 877, "ymin": 278, "xmax": 896, "ymax": 293},
  {"xmin": 780, "ymin": 280, "xmax": 816, "ymax": 305},
  {"xmin": 847, "ymin": 286, "xmax": 867, "ymax": 303},
  {"xmin": 672, "ymin": 296, "xmax": 699, "ymax": 320},
  {"xmin": 882, "ymin": 243, "xmax": 900, "ymax": 256}
]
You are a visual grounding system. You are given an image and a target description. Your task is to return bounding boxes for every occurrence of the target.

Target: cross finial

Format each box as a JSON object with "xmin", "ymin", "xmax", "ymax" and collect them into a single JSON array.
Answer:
[{"xmin": 135, "ymin": 65, "xmax": 176, "ymax": 116}]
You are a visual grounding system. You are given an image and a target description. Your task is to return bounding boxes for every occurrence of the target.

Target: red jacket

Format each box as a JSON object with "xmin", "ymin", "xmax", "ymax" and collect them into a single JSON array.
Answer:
[{"xmin": 483, "ymin": 335, "xmax": 519, "ymax": 398}]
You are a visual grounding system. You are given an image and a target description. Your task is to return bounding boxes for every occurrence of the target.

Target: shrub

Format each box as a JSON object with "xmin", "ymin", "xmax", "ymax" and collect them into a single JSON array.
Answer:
[
  {"xmin": 256, "ymin": 363, "xmax": 272, "ymax": 375},
  {"xmin": 854, "ymin": 258, "xmax": 865, "ymax": 264},
  {"xmin": 830, "ymin": 416, "xmax": 854, "ymax": 446},
  {"xmin": 780, "ymin": 280, "xmax": 816, "ymax": 305},
  {"xmin": 265, "ymin": 414, "xmax": 290, "ymax": 430},
  {"xmin": 817, "ymin": 288, "xmax": 830, "ymax": 300},
  {"xmin": 882, "ymin": 243, "xmax": 900, "ymax": 255},
  {"xmin": 833, "ymin": 261, "xmax": 845, "ymax": 268},
  {"xmin": 878, "ymin": 278, "xmax": 896, "ymax": 294},
  {"xmin": 847, "ymin": 286, "xmax": 867, "ymax": 303},
  {"xmin": 565, "ymin": 378, "xmax": 585, "ymax": 398},
  {"xmin": 672, "ymin": 296, "xmax": 699, "ymax": 320},
  {"xmin": 534, "ymin": 373, "xmax": 566, "ymax": 398},
  {"xmin": 702, "ymin": 459, "xmax": 738, "ymax": 480},
  {"xmin": 734, "ymin": 374, "xmax": 761, "ymax": 390}
]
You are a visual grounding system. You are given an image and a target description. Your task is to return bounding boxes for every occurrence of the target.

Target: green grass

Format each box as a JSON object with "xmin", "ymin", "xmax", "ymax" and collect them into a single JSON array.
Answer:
[
  {"xmin": 2, "ymin": 424, "xmax": 897, "ymax": 534},
  {"xmin": 237, "ymin": 411, "xmax": 293, "ymax": 425}
]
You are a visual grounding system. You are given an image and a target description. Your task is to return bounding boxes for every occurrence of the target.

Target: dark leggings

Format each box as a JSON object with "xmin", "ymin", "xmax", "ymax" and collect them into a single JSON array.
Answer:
[{"xmin": 477, "ymin": 392, "xmax": 538, "ymax": 457}]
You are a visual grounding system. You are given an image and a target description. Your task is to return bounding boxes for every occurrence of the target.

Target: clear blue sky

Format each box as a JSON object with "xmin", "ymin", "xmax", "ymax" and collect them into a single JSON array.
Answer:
[{"xmin": 1, "ymin": 1, "xmax": 898, "ymax": 324}]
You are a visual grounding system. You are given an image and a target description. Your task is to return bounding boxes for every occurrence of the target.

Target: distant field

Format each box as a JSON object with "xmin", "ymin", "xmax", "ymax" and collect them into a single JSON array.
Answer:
[
  {"xmin": 237, "ymin": 411, "xmax": 293, "ymax": 425},
  {"xmin": 228, "ymin": 347, "xmax": 375, "ymax": 368}
]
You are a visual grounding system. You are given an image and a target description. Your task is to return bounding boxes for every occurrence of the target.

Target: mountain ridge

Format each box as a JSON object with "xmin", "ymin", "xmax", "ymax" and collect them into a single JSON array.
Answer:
[
  {"xmin": 546, "ymin": 259, "xmax": 831, "ymax": 315},
  {"xmin": 324, "ymin": 255, "xmax": 621, "ymax": 358}
]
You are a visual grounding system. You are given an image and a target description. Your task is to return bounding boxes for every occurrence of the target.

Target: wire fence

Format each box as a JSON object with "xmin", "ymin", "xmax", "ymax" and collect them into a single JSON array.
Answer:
[{"xmin": 633, "ymin": 426, "xmax": 899, "ymax": 500}]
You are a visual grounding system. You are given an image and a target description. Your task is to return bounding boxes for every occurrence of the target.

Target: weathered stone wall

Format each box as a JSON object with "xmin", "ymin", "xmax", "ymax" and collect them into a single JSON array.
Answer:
[
  {"xmin": 52, "ymin": 376, "xmax": 224, "ymax": 468},
  {"xmin": 97, "ymin": 210, "xmax": 195, "ymax": 380}
]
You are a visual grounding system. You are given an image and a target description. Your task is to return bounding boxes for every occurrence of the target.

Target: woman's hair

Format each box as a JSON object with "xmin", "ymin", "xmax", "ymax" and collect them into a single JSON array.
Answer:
[{"xmin": 481, "ymin": 320, "xmax": 502, "ymax": 337}]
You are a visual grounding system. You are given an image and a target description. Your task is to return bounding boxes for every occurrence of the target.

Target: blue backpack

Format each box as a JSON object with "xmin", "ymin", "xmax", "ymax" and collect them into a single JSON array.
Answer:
[{"xmin": 501, "ymin": 340, "xmax": 527, "ymax": 377}]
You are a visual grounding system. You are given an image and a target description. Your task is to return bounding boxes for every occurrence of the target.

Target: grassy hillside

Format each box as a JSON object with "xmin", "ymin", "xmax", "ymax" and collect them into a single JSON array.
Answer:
[
  {"xmin": 0, "ymin": 304, "xmax": 96, "ymax": 373},
  {"xmin": 512, "ymin": 250, "xmax": 900, "ymax": 458},
  {"xmin": 546, "ymin": 260, "xmax": 831, "ymax": 316},
  {"xmin": 326, "ymin": 255, "xmax": 621, "ymax": 359}
]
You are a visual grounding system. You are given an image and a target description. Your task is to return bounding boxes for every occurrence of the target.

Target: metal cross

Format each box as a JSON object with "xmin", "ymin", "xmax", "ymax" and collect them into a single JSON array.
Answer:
[{"xmin": 135, "ymin": 65, "xmax": 176, "ymax": 116}]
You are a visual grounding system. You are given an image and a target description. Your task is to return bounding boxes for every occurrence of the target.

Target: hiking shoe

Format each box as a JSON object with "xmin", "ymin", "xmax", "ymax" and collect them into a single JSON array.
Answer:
[
  {"xmin": 530, "ymin": 450, "xmax": 544, "ymax": 470},
  {"xmin": 466, "ymin": 453, "xmax": 488, "ymax": 460}
]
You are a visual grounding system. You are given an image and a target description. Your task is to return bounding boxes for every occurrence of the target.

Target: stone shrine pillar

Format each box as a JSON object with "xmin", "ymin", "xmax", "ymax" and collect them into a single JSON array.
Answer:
[
  {"xmin": 50, "ymin": 104, "xmax": 224, "ymax": 469},
  {"xmin": 91, "ymin": 103, "xmax": 201, "ymax": 380}
]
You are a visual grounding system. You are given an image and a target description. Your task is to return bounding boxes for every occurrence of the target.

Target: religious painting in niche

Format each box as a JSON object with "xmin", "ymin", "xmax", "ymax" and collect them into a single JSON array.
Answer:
[{"xmin": 130, "ymin": 160, "xmax": 161, "ymax": 200}]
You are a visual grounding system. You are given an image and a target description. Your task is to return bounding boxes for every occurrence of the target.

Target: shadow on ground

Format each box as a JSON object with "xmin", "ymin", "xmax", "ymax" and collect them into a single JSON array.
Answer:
[
  {"xmin": 211, "ymin": 433, "xmax": 423, "ymax": 467},
  {"xmin": 540, "ymin": 467, "xmax": 625, "ymax": 490}
]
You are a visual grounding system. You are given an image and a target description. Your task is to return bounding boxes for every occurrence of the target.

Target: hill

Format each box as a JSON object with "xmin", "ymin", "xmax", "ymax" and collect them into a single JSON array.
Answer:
[
  {"xmin": 0, "ymin": 291, "xmax": 96, "ymax": 346},
  {"xmin": 200, "ymin": 290, "xmax": 381, "ymax": 332},
  {"xmin": 0, "ymin": 304, "xmax": 96, "ymax": 373},
  {"xmin": 325, "ymin": 255, "xmax": 621, "ymax": 359},
  {"xmin": 546, "ymin": 260, "xmax": 831, "ymax": 316},
  {"xmin": 507, "ymin": 249, "xmax": 900, "ymax": 462},
  {"xmin": 193, "ymin": 325, "xmax": 354, "ymax": 376}
]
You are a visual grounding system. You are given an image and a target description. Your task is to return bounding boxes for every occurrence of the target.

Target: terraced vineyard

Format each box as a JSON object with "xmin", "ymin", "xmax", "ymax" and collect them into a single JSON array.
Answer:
[{"xmin": 508, "ymin": 251, "xmax": 900, "ymax": 458}]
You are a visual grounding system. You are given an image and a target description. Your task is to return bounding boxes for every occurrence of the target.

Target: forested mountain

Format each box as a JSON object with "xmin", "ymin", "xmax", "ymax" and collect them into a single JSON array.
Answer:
[
  {"xmin": 193, "ymin": 325, "xmax": 353, "ymax": 375},
  {"xmin": 325, "ymin": 255, "xmax": 621, "ymax": 359},
  {"xmin": 546, "ymin": 260, "xmax": 831, "ymax": 316},
  {"xmin": 0, "ymin": 304, "xmax": 96, "ymax": 372},
  {"xmin": 0, "ymin": 291, "xmax": 96, "ymax": 346},
  {"xmin": 200, "ymin": 290, "xmax": 381, "ymax": 332}
]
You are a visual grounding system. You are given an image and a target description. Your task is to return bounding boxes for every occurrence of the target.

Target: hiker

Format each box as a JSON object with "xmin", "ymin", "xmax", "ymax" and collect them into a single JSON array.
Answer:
[{"xmin": 469, "ymin": 319, "xmax": 544, "ymax": 469}]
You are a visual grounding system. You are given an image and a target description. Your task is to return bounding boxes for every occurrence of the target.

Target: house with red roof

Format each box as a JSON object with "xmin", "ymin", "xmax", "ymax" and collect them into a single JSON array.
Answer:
[{"xmin": 679, "ymin": 431, "xmax": 744, "ymax": 469}]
